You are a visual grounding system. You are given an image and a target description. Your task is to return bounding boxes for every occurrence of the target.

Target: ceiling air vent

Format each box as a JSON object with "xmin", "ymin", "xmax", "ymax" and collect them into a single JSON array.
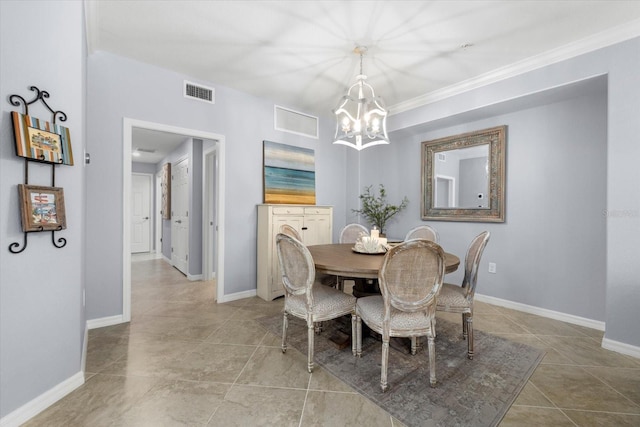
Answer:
[
  {"xmin": 184, "ymin": 80, "xmax": 215, "ymax": 104},
  {"xmin": 274, "ymin": 105, "xmax": 318, "ymax": 139},
  {"xmin": 137, "ymin": 148, "xmax": 156, "ymax": 153}
]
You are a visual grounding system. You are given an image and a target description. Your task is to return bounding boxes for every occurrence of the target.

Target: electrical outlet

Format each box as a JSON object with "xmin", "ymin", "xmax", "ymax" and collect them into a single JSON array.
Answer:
[{"xmin": 488, "ymin": 262, "xmax": 497, "ymax": 274}]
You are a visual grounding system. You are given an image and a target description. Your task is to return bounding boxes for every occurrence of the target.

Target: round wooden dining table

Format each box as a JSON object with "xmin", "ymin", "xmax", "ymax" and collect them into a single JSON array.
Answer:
[{"xmin": 307, "ymin": 243, "xmax": 460, "ymax": 279}]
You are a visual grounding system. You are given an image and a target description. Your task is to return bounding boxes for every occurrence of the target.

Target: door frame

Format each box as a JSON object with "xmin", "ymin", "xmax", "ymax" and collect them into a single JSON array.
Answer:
[
  {"xmin": 123, "ymin": 118, "xmax": 226, "ymax": 321},
  {"xmin": 203, "ymin": 146, "xmax": 217, "ymax": 282},
  {"xmin": 131, "ymin": 172, "xmax": 153, "ymax": 253},
  {"xmin": 435, "ymin": 174, "xmax": 456, "ymax": 208},
  {"xmin": 155, "ymin": 170, "xmax": 162, "ymax": 256}
]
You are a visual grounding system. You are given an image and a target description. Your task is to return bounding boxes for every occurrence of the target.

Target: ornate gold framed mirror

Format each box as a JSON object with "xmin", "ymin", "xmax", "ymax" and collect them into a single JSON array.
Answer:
[{"xmin": 421, "ymin": 125, "xmax": 506, "ymax": 222}]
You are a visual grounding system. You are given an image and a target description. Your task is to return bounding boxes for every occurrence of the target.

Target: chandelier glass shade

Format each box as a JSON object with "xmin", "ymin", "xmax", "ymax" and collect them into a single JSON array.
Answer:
[{"xmin": 333, "ymin": 47, "xmax": 389, "ymax": 150}]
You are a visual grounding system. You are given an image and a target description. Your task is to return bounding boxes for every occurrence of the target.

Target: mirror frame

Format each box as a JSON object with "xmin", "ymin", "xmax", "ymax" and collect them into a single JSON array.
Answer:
[{"xmin": 421, "ymin": 125, "xmax": 506, "ymax": 222}]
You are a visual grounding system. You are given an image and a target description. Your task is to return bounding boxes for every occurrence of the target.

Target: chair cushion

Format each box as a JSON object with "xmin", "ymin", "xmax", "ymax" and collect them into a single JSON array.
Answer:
[
  {"xmin": 356, "ymin": 295, "xmax": 435, "ymax": 334},
  {"xmin": 436, "ymin": 283, "xmax": 471, "ymax": 311},
  {"xmin": 286, "ymin": 284, "xmax": 356, "ymax": 321}
]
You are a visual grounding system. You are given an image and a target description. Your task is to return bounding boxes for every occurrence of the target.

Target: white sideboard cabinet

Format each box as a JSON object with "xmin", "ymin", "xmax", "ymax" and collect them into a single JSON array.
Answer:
[{"xmin": 257, "ymin": 204, "xmax": 333, "ymax": 300}]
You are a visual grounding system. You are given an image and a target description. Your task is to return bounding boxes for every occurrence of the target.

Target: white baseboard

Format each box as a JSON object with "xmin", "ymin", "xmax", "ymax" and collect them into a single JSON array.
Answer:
[
  {"xmin": 81, "ymin": 325, "xmax": 89, "ymax": 373},
  {"xmin": 217, "ymin": 289, "xmax": 257, "ymax": 303},
  {"xmin": 602, "ymin": 337, "xmax": 640, "ymax": 359},
  {"xmin": 475, "ymin": 293, "xmax": 606, "ymax": 331},
  {"xmin": 0, "ymin": 371, "xmax": 84, "ymax": 427},
  {"xmin": 187, "ymin": 273, "xmax": 203, "ymax": 281},
  {"xmin": 475, "ymin": 294, "xmax": 640, "ymax": 358},
  {"xmin": 86, "ymin": 314, "xmax": 124, "ymax": 330}
]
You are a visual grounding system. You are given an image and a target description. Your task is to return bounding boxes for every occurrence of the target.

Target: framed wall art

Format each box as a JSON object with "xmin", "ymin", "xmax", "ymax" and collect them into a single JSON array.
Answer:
[
  {"xmin": 11, "ymin": 111, "xmax": 74, "ymax": 165},
  {"xmin": 161, "ymin": 162, "xmax": 171, "ymax": 219},
  {"xmin": 18, "ymin": 184, "xmax": 67, "ymax": 232},
  {"xmin": 263, "ymin": 140, "xmax": 316, "ymax": 204}
]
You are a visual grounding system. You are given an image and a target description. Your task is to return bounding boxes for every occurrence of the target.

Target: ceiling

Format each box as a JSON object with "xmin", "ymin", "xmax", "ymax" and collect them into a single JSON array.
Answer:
[{"xmin": 86, "ymin": 1, "xmax": 640, "ymax": 163}]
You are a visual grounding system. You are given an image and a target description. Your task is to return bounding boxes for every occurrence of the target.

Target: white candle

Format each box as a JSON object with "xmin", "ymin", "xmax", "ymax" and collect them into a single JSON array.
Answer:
[
  {"xmin": 371, "ymin": 229, "xmax": 380, "ymax": 239},
  {"xmin": 378, "ymin": 237, "xmax": 387, "ymax": 247}
]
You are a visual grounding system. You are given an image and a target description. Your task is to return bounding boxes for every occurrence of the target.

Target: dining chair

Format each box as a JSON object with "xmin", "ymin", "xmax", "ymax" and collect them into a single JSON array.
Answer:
[
  {"xmin": 279, "ymin": 223, "xmax": 337, "ymax": 290},
  {"xmin": 354, "ymin": 239, "xmax": 445, "ymax": 391},
  {"xmin": 279, "ymin": 223, "xmax": 302, "ymax": 241},
  {"xmin": 336, "ymin": 223, "xmax": 370, "ymax": 292},
  {"xmin": 340, "ymin": 223, "xmax": 369, "ymax": 243},
  {"xmin": 404, "ymin": 225, "xmax": 439, "ymax": 243},
  {"xmin": 436, "ymin": 231, "xmax": 490, "ymax": 360},
  {"xmin": 276, "ymin": 233, "xmax": 357, "ymax": 373}
]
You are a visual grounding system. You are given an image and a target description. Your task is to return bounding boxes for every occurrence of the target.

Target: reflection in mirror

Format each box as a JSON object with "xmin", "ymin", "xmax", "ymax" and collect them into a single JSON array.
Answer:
[
  {"xmin": 433, "ymin": 145, "xmax": 489, "ymax": 208},
  {"xmin": 421, "ymin": 126, "xmax": 506, "ymax": 222}
]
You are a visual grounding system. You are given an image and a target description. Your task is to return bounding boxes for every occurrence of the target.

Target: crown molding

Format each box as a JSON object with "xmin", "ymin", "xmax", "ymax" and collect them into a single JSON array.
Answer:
[{"xmin": 390, "ymin": 18, "xmax": 640, "ymax": 116}]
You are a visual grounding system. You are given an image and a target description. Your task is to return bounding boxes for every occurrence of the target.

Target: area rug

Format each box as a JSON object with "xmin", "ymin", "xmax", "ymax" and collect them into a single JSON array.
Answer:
[{"xmin": 257, "ymin": 314, "xmax": 545, "ymax": 427}]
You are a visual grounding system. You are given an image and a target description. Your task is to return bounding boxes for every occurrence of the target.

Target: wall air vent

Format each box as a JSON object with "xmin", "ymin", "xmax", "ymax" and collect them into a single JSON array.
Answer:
[
  {"xmin": 437, "ymin": 153, "xmax": 446, "ymax": 162},
  {"xmin": 274, "ymin": 105, "xmax": 319, "ymax": 139},
  {"xmin": 184, "ymin": 80, "xmax": 215, "ymax": 104}
]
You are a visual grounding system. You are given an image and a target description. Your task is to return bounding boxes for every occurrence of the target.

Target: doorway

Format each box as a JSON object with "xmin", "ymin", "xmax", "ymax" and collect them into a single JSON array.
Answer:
[
  {"xmin": 171, "ymin": 157, "xmax": 189, "ymax": 275},
  {"xmin": 435, "ymin": 175, "xmax": 455, "ymax": 208},
  {"xmin": 122, "ymin": 118, "xmax": 226, "ymax": 322},
  {"xmin": 131, "ymin": 173, "xmax": 152, "ymax": 253}
]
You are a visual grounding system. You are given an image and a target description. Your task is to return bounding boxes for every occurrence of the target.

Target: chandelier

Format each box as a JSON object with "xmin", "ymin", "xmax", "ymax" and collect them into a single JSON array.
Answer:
[{"xmin": 333, "ymin": 46, "xmax": 389, "ymax": 150}]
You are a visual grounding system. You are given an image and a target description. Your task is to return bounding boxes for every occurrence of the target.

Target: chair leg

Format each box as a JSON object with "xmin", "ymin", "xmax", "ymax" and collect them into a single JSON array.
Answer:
[
  {"xmin": 466, "ymin": 314, "xmax": 474, "ymax": 360},
  {"xmin": 307, "ymin": 322, "xmax": 315, "ymax": 373},
  {"xmin": 411, "ymin": 337, "xmax": 419, "ymax": 355},
  {"xmin": 462, "ymin": 313, "xmax": 468, "ymax": 340},
  {"xmin": 427, "ymin": 335, "xmax": 437, "ymax": 387},
  {"xmin": 281, "ymin": 312, "xmax": 288, "ymax": 353},
  {"xmin": 381, "ymin": 337, "xmax": 390, "ymax": 392},
  {"xmin": 355, "ymin": 315, "xmax": 362, "ymax": 357},
  {"xmin": 351, "ymin": 313, "xmax": 357, "ymax": 356}
]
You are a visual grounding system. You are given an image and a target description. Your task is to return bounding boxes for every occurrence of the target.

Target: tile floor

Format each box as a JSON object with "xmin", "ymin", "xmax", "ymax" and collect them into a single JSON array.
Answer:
[{"xmin": 24, "ymin": 256, "xmax": 640, "ymax": 426}]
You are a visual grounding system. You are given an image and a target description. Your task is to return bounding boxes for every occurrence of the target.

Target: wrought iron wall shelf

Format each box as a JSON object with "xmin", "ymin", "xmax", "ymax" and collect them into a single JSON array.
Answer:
[{"xmin": 8, "ymin": 86, "xmax": 70, "ymax": 254}]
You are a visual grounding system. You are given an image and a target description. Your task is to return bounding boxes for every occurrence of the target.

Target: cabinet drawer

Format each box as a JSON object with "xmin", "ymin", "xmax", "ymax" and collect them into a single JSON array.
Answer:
[
  {"xmin": 304, "ymin": 207, "xmax": 331, "ymax": 215},
  {"xmin": 272, "ymin": 206, "xmax": 304, "ymax": 215}
]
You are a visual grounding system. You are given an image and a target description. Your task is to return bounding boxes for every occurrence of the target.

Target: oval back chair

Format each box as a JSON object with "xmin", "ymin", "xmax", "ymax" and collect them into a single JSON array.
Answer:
[
  {"xmin": 276, "ymin": 233, "xmax": 357, "ymax": 373},
  {"xmin": 340, "ymin": 223, "xmax": 369, "ymax": 243},
  {"xmin": 354, "ymin": 239, "xmax": 445, "ymax": 391},
  {"xmin": 436, "ymin": 231, "xmax": 490, "ymax": 359},
  {"xmin": 404, "ymin": 225, "xmax": 439, "ymax": 243},
  {"xmin": 279, "ymin": 224, "xmax": 302, "ymax": 241}
]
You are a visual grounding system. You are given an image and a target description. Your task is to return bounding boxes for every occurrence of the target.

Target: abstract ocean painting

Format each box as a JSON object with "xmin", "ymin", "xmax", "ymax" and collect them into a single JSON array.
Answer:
[{"xmin": 263, "ymin": 140, "xmax": 316, "ymax": 204}]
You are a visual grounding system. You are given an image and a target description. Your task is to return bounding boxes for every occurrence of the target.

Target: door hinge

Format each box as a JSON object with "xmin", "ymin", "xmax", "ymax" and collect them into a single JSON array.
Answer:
[
  {"xmin": 186, "ymin": 254, "xmax": 188, "ymax": 261},
  {"xmin": 171, "ymin": 247, "xmax": 174, "ymax": 252},
  {"xmin": 186, "ymin": 211, "xmax": 188, "ymax": 217}
]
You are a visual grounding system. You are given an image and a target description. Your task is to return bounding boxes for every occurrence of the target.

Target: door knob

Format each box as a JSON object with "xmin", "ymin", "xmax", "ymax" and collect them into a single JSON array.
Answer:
[
  {"xmin": 175, "ymin": 220, "xmax": 182, "ymax": 224},
  {"xmin": 143, "ymin": 217, "xmax": 149, "ymax": 220}
]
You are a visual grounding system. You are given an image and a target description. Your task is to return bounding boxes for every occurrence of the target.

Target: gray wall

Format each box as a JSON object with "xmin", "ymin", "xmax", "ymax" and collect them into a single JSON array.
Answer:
[
  {"xmin": 85, "ymin": 51, "xmax": 346, "ymax": 319},
  {"xmin": 132, "ymin": 162, "xmax": 156, "ymax": 174},
  {"xmin": 359, "ymin": 38, "xmax": 640, "ymax": 348},
  {"xmin": 381, "ymin": 92, "xmax": 607, "ymax": 321},
  {"xmin": 459, "ymin": 157, "xmax": 488, "ymax": 207},
  {"xmin": 0, "ymin": 0, "xmax": 86, "ymax": 418}
]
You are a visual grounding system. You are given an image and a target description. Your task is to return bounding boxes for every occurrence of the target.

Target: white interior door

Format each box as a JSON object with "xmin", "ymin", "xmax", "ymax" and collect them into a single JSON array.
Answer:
[
  {"xmin": 131, "ymin": 174, "xmax": 152, "ymax": 253},
  {"xmin": 171, "ymin": 158, "xmax": 189, "ymax": 274}
]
